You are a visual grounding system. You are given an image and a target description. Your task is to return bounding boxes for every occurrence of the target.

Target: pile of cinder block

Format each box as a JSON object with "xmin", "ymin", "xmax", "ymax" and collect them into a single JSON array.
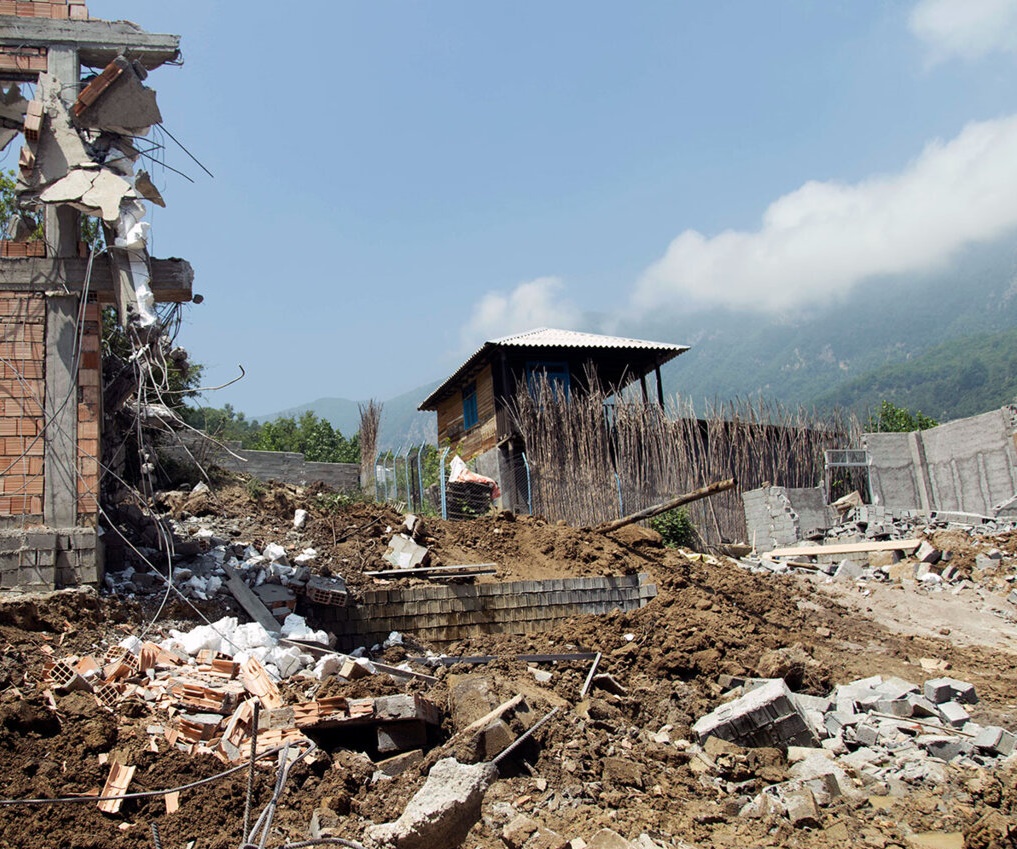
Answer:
[{"xmin": 692, "ymin": 672, "xmax": 1015, "ymax": 830}]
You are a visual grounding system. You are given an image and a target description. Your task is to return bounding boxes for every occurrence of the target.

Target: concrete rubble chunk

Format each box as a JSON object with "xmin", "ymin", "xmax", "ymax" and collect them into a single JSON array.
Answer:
[
  {"xmin": 76, "ymin": 57, "xmax": 163, "ymax": 134},
  {"xmin": 915, "ymin": 541, "xmax": 941, "ymax": 564},
  {"xmin": 917, "ymin": 735, "xmax": 970, "ymax": 762},
  {"xmin": 586, "ymin": 829, "xmax": 636, "ymax": 849},
  {"xmin": 383, "ymin": 534, "xmax": 430, "ymax": 570},
  {"xmin": 776, "ymin": 783, "xmax": 821, "ymax": 828},
  {"xmin": 924, "ymin": 677, "xmax": 978, "ymax": 706},
  {"xmin": 937, "ymin": 701, "xmax": 971, "ymax": 728},
  {"xmin": 973, "ymin": 726, "xmax": 1017, "ymax": 757},
  {"xmin": 692, "ymin": 678, "xmax": 817, "ymax": 749},
  {"xmin": 364, "ymin": 758, "xmax": 496, "ymax": 849}
]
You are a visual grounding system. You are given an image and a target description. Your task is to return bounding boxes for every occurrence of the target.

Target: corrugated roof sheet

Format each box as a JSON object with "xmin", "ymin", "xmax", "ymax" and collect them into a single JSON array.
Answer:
[
  {"xmin": 418, "ymin": 327, "xmax": 689, "ymax": 411},
  {"xmin": 490, "ymin": 327, "xmax": 688, "ymax": 352}
]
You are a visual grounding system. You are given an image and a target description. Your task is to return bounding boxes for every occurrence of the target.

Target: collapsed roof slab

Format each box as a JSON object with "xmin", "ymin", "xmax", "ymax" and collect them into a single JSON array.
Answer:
[
  {"xmin": 0, "ymin": 16, "xmax": 181, "ymax": 70},
  {"xmin": 0, "ymin": 256, "xmax": 194, "ymax": 303}
]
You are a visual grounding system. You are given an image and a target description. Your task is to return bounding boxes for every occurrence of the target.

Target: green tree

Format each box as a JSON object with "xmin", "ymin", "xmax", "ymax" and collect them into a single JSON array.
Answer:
[
  {"xmin": 251, "ymin": 412, "xmax": 360, "ymax": 463},
  {"xmin": 866, "ymin": 400, "xmax": 938, "ymax": 433},
  {"xmin": 181, "ymin": 403, "xmax": 262, "ymax": 447}
]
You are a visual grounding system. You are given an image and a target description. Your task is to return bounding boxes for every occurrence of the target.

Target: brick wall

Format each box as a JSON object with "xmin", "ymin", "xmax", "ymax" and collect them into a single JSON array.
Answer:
[
  {"xmin": 311, "ymin": 573, "xmax": 657, "ymax": 651},
  {"xmin": 0, "ymin": 292, "xmax": 46, "ymax": 522}
]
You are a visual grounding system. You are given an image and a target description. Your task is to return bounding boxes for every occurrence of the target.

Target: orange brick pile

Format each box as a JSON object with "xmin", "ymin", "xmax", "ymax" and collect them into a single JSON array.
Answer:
[{"xmin": 0, "ymin": 293, "xmax": 45, "ymax": 517}]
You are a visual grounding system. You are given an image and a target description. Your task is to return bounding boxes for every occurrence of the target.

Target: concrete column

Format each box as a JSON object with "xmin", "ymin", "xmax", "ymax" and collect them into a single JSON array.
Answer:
[
  {"xmin": 44, "ymin": 295, "xmax": 80, "ymax": 527},
  {"xmin": 908, "ymin": 431, "xmax": 933, "ymax": 514},
  {"xmin": 40, "ymin": 45, "xmax": 81, "ymax": 259}
]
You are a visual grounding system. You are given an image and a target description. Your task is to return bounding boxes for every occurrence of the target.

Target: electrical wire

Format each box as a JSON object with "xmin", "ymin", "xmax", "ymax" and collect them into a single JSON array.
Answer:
[{"xmin": 0, "ymin": 743, "xmax": 296, "ymax": 807}]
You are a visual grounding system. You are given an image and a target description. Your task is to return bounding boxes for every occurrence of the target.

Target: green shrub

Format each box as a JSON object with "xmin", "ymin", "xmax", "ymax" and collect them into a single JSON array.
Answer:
[{"xmin": 649, "ymin": 507, "xmax": 698, "ymax": 549}]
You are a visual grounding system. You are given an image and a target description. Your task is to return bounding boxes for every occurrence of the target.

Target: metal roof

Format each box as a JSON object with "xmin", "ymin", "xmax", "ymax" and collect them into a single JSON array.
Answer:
[{"xmin": 418, "ymin": 327, "xmax": 689, "ymax": 411}]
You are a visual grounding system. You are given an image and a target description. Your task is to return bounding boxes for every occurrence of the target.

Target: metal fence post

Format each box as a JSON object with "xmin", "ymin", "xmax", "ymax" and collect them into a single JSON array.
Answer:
[
  {"xmin": 522, "ymin": 451, "xmax": 533, "ymax": 515},
  {"xmin": 439, "ymin": 446, "xmax": 450, "ymax": 520},
  {"xmin": 417, "ymin": 440, "xmax": 426, "ymax": 509},
  {"xmin": 404, "ymin": 445, "xmax": 413, "ymax": 510}
]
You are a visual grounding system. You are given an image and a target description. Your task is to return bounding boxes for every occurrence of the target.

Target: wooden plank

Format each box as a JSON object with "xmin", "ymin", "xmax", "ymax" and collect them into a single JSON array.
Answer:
[
  {"xmin": 365, "ymin": 563, "xmax": 497, "ymax": 578},
  {"xmin": 222, "ymin": 561, "xmax": 281, "ymax": 634},
  {"xmin": 768, "ymin": 539, "xmax": 922, "ymax": 558},
  {"xmin": 0, "ymin": 256, "xmax": 193, "ymax": 302},
  {"xmin": 409, "ymin": 652, "xmax": 599, "ymax": 667}
]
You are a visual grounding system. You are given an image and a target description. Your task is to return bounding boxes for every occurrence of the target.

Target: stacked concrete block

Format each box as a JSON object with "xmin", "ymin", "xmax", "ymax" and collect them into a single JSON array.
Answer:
[
  {"xmin": 0, "ymin": 527, "xmax": 99, "ymax": 589},
  {"xmin": 692, "ymin": 679, "xmax": 817, "ymax": 749},
  {"xmin": 924, "ymin": 677, "xmax": 978, "ymax": 705},
  {"xmin": 312, "ymin": 574, "xmax": 657, "ymax": 650}
]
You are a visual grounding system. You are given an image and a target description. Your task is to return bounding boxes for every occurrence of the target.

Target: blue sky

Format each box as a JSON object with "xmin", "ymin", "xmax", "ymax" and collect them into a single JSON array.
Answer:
[{"xmin": 66, "ymin": 1, "xmax": 1017, "ymax": 415}]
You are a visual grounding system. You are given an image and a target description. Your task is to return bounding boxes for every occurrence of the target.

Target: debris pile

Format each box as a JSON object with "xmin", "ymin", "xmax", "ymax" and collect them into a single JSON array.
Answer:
[{"xmin": 691, "ymin": 671, "xmax": 1016, "ymax": 831}]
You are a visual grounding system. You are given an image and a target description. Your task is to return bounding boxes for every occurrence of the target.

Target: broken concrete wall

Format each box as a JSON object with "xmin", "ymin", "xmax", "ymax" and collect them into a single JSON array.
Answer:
[
  {"xmin": 312, "ymin": 573, "xmax": 657, "ymax": 651},
  {"xmin": 865, "ymin": 407, "xmax": 1017, "ymax": 516},
  {"xmin": 160, "ymin": 431, "xmax": 359, "ymax": 492},
  {"xmin": 0, "ymin": 527, "xmax": 99, "ymax": 590},
  {"xmin": 742, "ymin": 487, "xmax": 833, "ymax": 553}
]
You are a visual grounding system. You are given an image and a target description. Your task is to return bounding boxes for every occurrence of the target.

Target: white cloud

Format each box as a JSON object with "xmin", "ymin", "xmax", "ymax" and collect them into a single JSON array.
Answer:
[
  {"xmin": 463, "ymin": 276, "xmax": 581, "ymax": 350},
  {"xmin": 632, "ymin": 114, "xmax": 1017, "ymax": 314},
  {"xmin": 910, "ymin": 0, "xmax": 1017, "ymax": 61}
]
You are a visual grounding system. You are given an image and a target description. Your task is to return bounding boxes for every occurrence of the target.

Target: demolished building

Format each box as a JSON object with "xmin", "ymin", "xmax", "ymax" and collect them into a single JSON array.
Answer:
[
  {"xmin": 0, "ymin": 3, "xmax": 194, "ymax": 591},
  {"xmin": 744, "ymin": 405, "xmax": 1017, "ymax": 553}
]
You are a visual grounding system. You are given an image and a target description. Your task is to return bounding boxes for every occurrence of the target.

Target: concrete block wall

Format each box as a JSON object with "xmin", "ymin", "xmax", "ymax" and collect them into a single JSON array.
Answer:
[
  {"xmin": 163, "ymin": 432, "xmax": 360, "ymax": 492},
  {"xmin": 0, "ymin": 527, "xmax": 99, "ymax": 590},
  {"xmin": 865, "ymin": 408, "xmax": 1017, "ymax": 516},
  {"xmin": 742, "ymin": 486, "xmax": 832, "ymax": 553},
  {"xmin": 311, "ymin": 573, "xmax": 657, "ymax": 650}
]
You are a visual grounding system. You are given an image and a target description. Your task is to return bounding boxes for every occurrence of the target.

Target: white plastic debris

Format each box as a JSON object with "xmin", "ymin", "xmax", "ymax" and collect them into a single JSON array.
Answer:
[
  {"xmin": 281, "ymin": 614, "xmax": 329, "ymax": 645},
  {"xmin": 294, "ymin": 548, "xmax": 317, "ymax": 565},
  {"xmin": 383, "ymin": 631, "xmax": 404, "ymax": 648},
  {"xmin": 117, "ymin": 635, "xmax": 142, "ymax": 655},
  {"xmin": 313, "ymin": 654, "xmax": 344, "ymax": 680},
  {"xmin": 166, "ymin": 616, "xmax": 237, "ymax": 657},
  {"xmin": 293, "ymin": 509, "xmax": 308, "ymax": 530},
  {"xmin": 263, "ymin": 543, "xmax": 288, "ymax": 565}
]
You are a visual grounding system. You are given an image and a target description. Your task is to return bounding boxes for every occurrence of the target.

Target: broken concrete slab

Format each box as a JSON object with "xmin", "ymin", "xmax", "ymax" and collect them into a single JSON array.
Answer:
[
  {"xmin": 75, "ymin": 57, "xmax": 163, "ymax": 135},
  {"xmin": 364, "ymin": 758, "xmax": 496, "ymax": 849}
]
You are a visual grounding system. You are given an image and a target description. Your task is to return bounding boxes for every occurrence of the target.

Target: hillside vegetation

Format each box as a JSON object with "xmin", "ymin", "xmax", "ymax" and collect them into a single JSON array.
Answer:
[{"xmin": 815, "ymin": 328, "xmax": 1017, "ymax": 422}]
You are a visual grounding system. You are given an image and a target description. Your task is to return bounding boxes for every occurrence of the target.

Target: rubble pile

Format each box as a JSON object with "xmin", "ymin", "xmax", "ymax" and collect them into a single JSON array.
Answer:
[
  {"xmin": 3, "ymin": 482, "xmax": 1017, "ymax": 848},
  {"xmin": 689, "ymin": 673, "xmax": 1016, "ymax": 829}
]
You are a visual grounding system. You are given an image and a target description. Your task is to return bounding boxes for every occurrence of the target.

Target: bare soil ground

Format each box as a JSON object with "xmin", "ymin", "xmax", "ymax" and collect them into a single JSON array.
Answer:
[{"xmin": 1, "ymin": 482, "xmax": 1016, "ymax": 848}]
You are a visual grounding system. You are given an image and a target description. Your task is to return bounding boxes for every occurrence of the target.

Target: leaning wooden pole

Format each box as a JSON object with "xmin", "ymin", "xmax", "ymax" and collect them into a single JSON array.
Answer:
[{"xmin": 591, "ymin": 477, "xmax": 737, "ymax": 534}]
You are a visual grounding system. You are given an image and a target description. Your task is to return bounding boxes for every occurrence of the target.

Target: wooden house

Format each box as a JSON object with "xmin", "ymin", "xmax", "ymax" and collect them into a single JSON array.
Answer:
[{"xmin": 418, "ymin": 328, "xmax": 689, "ymax": 512}]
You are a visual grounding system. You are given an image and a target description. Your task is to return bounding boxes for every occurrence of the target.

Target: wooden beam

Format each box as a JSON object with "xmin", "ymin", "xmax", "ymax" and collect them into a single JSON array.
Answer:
[
  {"xmin": 767, "ymin": 539, "xmax": 922, "ymax": 558},
  {"xmin": 0, "ymin": 16, "xmax": 181, "ymax": 69},
  {"xmin": 0, "ymin": 256, "xmax": 193, "ymax": 302},
  {"xmin": 365, "ymin": 563, "xmax": 497, "ymax": 578},
  {"xmin": 592, "ymin": 477, "xmax": 737, "ymax": 534}
]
